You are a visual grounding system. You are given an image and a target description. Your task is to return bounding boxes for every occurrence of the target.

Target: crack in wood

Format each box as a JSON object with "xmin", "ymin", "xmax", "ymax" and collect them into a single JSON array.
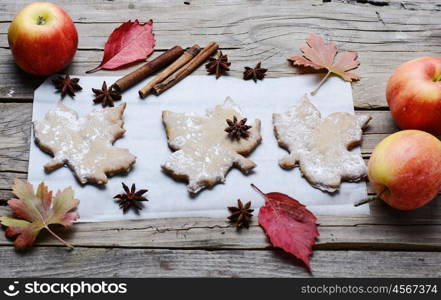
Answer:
[
  {"xmin": 0, "ymin": 169, "xmax": 27, "ymax": 174},
  {"xmin": 0, "ymin": 242, "xmax": 439, "ymax": 252},
  {"xmin": 315, "ymin": 242, "xmax": 441, "ymax": 251},
  {"xmin": 325, "ymin": 0, "xmax": 441, "ymax": 11},
  {"xmin": 89, "ymin": 224, "xmax": 231, "ymax": 233}
]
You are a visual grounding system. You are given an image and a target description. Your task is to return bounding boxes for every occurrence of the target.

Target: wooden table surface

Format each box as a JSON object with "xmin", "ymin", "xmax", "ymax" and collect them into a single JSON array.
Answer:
[{"xmin": 0, "ymin": 0, "xmax": 440, "ymax": 277}]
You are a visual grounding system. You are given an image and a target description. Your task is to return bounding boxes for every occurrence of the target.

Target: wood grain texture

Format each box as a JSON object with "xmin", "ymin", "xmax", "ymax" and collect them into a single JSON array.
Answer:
[
  {"xmin": 0, "ymin": 247, "xmax": 439, "ymax": 277},
  {"xmin": 0, "ymin": 207, "xmax": 439, "ymax": 250},
  {"xmin": 1, "ymin": 0, "xmax": 441, "ymax": 108},
  {"xmin": 0, "ymin": 184, "xmax": 440, "ymax": 250}
]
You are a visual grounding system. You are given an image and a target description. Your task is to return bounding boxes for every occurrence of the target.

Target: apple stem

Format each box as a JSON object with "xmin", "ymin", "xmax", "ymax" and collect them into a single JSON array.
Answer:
[
  {"xmin": 37, "ymin": 16, "xmax": 46, "ymax": 25},
  {"xmin": 250, "ymin": 183, "xmax": 266, "ymax": 198},
  {"xmin": 353, "ymin": 196, "xmax": 379, "ymax": 207},
  {"xmin": 311, "ymin": 71, "xmax": 331, "ymax": 96},
  {"xmin": 354, "ymin": 187, "xmax": 388, "ymax": 207}
]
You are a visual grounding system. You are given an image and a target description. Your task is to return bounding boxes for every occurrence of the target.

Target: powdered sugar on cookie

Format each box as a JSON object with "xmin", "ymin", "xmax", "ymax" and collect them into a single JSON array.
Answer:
[
  {"xmin": 162, "ymin": 97, "xmax": 262, "ymax": 193},
  {"xmin": 273, "ymin": 95, "xmax": 371, "ymax": 192}
]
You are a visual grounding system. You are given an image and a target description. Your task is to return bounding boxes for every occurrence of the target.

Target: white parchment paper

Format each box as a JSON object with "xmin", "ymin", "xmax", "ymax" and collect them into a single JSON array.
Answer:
[{"xmin": 29, "ymin": 75, "xmax": 370, "ymax": 222}]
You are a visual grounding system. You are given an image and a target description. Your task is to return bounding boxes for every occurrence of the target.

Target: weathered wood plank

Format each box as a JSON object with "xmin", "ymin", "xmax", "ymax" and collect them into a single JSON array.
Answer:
[
  {"xmin": 0, "ymin": 247, "xmax": 439, "ymax": 277},
  {"xmin": 2, "ymin": 13, "xmax": 439, "ymax": 52},
  {"xmin": 0, "ymin": 196, "xmax": 439, "ymax": 250},
  {"xmin": 1, "ymin": 0, "xmax": 439, "ymax": 22},
  {"xmin": 0, "ymin": 103, "xmax": 31, "ymax": 175}
]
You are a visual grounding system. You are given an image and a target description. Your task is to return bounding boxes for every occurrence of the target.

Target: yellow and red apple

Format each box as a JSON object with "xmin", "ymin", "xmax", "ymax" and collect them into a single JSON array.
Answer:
[
  {"xmin": 386, "ymin": 57, "xmax": 441, "ymax": 136},
  {"xmin": 368, "ymin": 130, "xmax": 441, "ymax": 210},
  {"xmin": 8, "ymin": 2, "xmax": 78, "ymax": 76}
]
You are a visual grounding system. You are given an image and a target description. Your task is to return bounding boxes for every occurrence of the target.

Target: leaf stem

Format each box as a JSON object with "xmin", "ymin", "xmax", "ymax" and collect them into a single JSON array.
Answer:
[
  {"xmin": 311, "ymin": 71, "xmax": 331, "ymax": 96},
  {"xmin": 45, "ymin": 225, "xmax": 73, "ymax": 249},
  {"xmin": 250, "ymin": 183, "xmax": 266, "ymax": 198},
  {"xmin": 85, "ymin": 67, "xmax": 101, "ymax": 74}
]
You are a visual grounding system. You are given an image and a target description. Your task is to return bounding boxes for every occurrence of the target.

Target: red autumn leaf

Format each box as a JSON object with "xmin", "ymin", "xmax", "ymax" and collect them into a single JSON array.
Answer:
[
  {"xmin": 288, "ymin": 33, "xmax": 360, "ymax": 95},
  {"xmin": 86, "ymin": 19, "xmax": 155, "ymax": 73},
  {"xmin": 252, "ymin": 184, "xmax": 318, "ymax": 271},
  {"xmin": 0, "ymin": 179, "xmax": 79, "ymax": 249}
]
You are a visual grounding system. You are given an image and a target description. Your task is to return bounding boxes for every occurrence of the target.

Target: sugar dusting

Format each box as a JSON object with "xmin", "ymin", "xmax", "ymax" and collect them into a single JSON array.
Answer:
[
  {"xmin": 162, "ymin": 97, "xmax": 262, "ymax": 193},
  {"xmin": 33, "ymin": 103, "xmax": 136, "ymax": 184},
  {"xmin": 273, "ymin": 95, "xmax": 371, "ymax": 192}
]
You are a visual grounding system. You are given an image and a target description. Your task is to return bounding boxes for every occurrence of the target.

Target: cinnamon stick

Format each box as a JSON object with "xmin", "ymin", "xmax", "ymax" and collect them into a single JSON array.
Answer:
[
  {"xmin": 152, "ymin": 42, "xmax": 219, "ymax": 96},
  {"xmin": 138, "ymin": 45, "xmax": 201, "ymax": 98},
  {"xmin": 112, "ymin": 46, "xmax": 184, "ymax": 92}
]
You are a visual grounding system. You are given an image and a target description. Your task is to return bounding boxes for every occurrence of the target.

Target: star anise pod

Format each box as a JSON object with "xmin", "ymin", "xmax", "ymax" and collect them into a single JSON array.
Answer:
[
  {"xmin": 228, "ymin": 199, "xmax": 253, "ymax": 228},
  {"xmin": 225, "ymin": 116, "xmax": 252, "ymax": 140},
  {"xmin": 243, "ymin": 62, "xmax": 267, "ymax": 82},
  {"xmin": 92, "ymin": 81, "xmax": 122, "ymax": 107},
  {"xmin": 52, "ymin": 74, "xmax": 82, "ymax": 98},
  {"xmin": 114, "ymin": 183, "xmax": 148, "ymax": 213},
  {"xmin": 205, "ymin": 51, "xmax": 231, "ymax": 79}
]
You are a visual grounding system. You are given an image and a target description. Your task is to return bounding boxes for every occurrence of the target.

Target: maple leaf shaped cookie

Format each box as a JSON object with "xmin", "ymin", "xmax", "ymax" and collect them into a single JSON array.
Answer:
[
  {"xmin": 33, "ymin": 103, "xmax": 136, "ymax": 184},
  {"xmin": 273, "ymin": 96, "xmax": 371, "ymax": 192},
  {"xmin": 162, "ymin": 97, "xmax": 262, "ymax": 193}
]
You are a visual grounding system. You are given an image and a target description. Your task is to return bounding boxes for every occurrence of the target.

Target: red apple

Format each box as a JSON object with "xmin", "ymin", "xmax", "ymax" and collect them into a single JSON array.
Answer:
[
  {"xmin": 386, "ymin": 57, "xmax": 441, "ymax": 136},
  {"xmin": 368, "ymin": 130, "xmax": 441, "ymax": 210},
  {"xmin": 8, "ymin": 2, "xmax": 78, "ymax": 76}
]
